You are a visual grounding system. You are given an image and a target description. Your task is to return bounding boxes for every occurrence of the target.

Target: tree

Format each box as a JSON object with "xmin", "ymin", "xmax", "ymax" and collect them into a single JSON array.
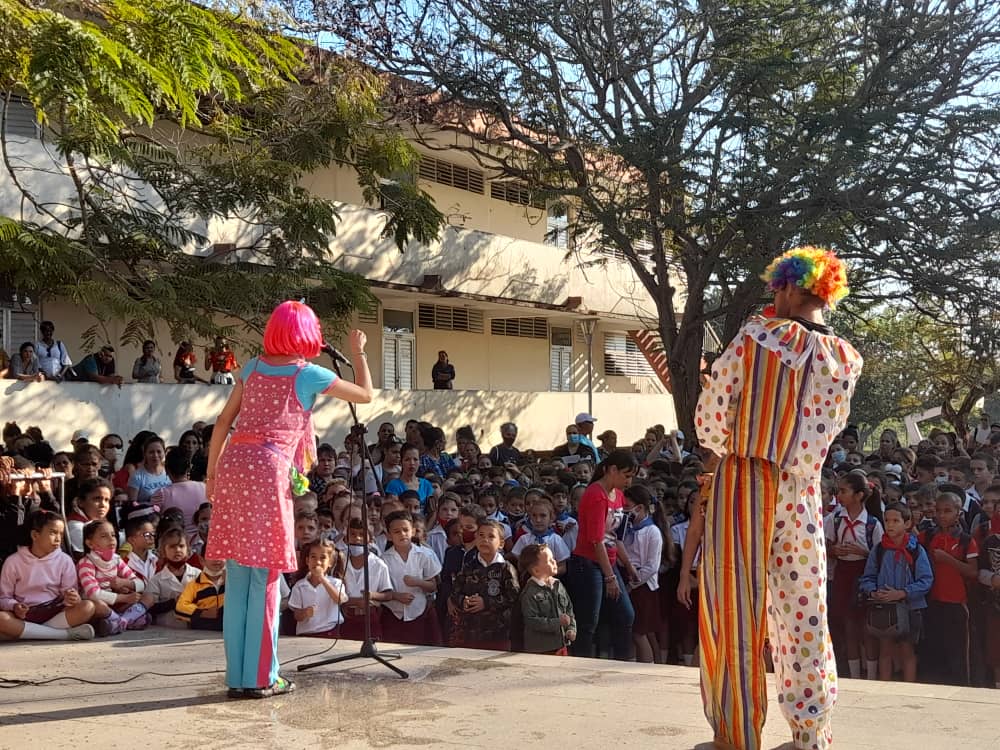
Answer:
[
  {"xmin": 844, "ymin": 302, "xmax": 1000, "ymax": 440},
  {"xmin": 298, "ymin": 0, "xmax": 1000, "ymax": 433},
  {"xmin": 0, "ymin": 0, "xmax": 443, "ymax": 348}
]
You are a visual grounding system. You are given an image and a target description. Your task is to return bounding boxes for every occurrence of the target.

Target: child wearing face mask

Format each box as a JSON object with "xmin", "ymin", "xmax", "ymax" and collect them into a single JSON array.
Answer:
[
  {"xmin": 77, "ymin": 520, "xmax": 149, "ymax": 635},
  {"xmin": 175, "ymin": 557, "xmax": 226, "ymax": 630},
  {"xmin": 437, "ymin": 505, "xmax": 483, "ymax": 643},
  {"xmin": 341, "ymin": 519, "xmax": 393, "ymax": 640},
  {"xmin": 427, "ymin": 493, "xmax": 460, "ymax": 564},
  {"xmin": 623, "ymin": 485, "xmax": 664, "ymax": 664}
]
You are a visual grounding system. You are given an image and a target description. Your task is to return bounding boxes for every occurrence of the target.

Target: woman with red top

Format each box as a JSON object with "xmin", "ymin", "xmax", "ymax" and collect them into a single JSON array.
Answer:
[
  {"xmin": 564, "ymin": 449, "xmax": 637, "ymax": 660},
  {"xmin": 206, "ymin": 336, "xmax": 239, "ymax": 385}
]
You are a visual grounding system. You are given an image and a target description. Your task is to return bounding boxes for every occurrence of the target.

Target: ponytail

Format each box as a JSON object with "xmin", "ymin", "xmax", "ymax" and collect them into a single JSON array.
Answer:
[
  {"xmin": 592, "ymin": 449, "xmax": 638, "ymax": 482},
  {"xmin": 842, "ymin": 471, "xmax": 883, "ymax": 522}
]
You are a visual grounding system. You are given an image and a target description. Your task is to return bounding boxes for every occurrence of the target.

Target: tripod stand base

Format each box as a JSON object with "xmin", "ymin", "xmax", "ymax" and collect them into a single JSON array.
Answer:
[{"xmin": 297, "ymin": 639, "xmax": 408, "ymax": 679}]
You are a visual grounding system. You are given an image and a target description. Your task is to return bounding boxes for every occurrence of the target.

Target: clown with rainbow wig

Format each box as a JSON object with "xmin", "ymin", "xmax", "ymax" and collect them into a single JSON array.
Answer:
[
  {"xmin": 694, "ymin": 247, "xmax": 863, "ymax": 750},
  {"xmin": 205, "ymin": 301, "xmax": 373, "ymax": 699}
]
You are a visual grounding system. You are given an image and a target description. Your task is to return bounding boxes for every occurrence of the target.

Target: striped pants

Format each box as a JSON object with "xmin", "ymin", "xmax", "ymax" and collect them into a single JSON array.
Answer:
[
  {"xmin": 699, "ymin": 456, "xmax": 836, "ymax": 750},
  {"xmin": 222, "ymin": 561, "xmax": 281, "ymax": 690}
]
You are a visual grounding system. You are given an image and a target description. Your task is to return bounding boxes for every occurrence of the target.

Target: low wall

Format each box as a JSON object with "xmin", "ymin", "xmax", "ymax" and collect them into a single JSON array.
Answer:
[{"xmin": 0, "ymin": 381, "xmax": 677, "ymax": 453}]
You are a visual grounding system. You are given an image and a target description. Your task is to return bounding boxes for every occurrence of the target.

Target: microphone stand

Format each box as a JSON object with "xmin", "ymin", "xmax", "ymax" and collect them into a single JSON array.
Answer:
[{"xmin": 297, "ymin": 354, "xmax": 407, "ymax": 679}]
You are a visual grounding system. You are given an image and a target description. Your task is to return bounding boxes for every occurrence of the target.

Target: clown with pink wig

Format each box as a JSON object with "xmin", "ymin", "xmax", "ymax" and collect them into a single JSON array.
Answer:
[
  {"xmin": 694, "ymin": 247, "xmax": 862, "ymax": 750},
  {"xmin": 205, "ymin": 302, "xmax": 373, "ymax": 699}
]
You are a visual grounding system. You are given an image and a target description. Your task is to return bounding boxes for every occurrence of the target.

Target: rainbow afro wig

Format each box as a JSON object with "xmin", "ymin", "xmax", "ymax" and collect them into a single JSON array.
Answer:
[{"xmin": 761, "ymin": 246, "xmax": 849, "ymax": 308}]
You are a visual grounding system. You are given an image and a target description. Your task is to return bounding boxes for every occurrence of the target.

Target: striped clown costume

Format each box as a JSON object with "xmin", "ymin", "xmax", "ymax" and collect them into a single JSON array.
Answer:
[{"xmin": 695, "ymin": 260, "xmax": 861, "ymax": 749}]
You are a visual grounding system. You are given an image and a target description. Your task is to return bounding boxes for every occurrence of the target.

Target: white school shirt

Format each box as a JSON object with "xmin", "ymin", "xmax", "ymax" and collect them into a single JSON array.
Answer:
[
  {"xmin": 427, "ymin": 525, "xmax": 451, "ymax": 564},
  {"xmin": 623, "ymin": 522, "xmax": 663, "ymax": 591},
  {"xmin": 559, "ymin": 518, "xmax": 579, "ymax": 553},
  {"xmin": 382, "ymin": 544, "xmax": 441, "ymax": 622},
  {"xmin": 288, "ymin": 576, "xmax": 347, "ymax": 635},
  {"xmin": 671, "ymin": 518, "xmax": 702, "ymax": 570},
  {"xmin": 344, "ymin": 554, "xmax": 393, "ymax": 599},
  {"xmin": 146, "ymin": 563, "xmax": 201, "ymax": 604},
  {"xmin": 511, "ymin": 530, "xmax": 571, "ymax": 563},
  {"xmin": 125, "ymin": 551, "xmax": 158, "ymax": 583},
  {"xmin": 824, "ymin": 507, "xmax": 883, "ymax": 563}
]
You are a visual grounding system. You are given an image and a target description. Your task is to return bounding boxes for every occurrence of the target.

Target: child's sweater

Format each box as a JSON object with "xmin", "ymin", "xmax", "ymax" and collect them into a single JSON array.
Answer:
[
  {"xmin": 77, "ymin": 552, "xmax": 142, "ymax": 604},
  {"xmin": 0, "ymin": 546, "xmax": 78, "ymax": 609},
  {"xmin": 449, "ymin": 553, "xmax": 519, "ymax": 644},
  {"xmin": 520, "ymin": 576, "xmax": 576, "ymax": 653},
  {"xmin": 174, "ymin": 572, "xmax": 225, "ymax": 629},
  {"xmin": 858, "ymin": 534, "xmax": 933, "ymax": 610}
]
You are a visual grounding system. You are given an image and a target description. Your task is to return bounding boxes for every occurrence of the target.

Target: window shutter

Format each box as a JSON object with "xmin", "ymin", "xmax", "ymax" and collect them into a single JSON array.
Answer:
[
  {"xmin": 8, "ymin": 311, "xmax": 35, "ymax": 349},
  {"xmin": 490, "ymin": 317, "xmax": 548, "ymax": 339},
  {"xmin": 417, "ymin": 303, "xmax": 483, "ymax": 333},
  {"xmin": 397, "ymin": 336, "xmax": 414, "ymax": 390},
  {"xmin": 1, "ymin": 95, "xmax": 39, "ymax": 140},
  {"xmin": 603, "ymin": 332, "xmax": 654, "ymax": 377},
  {"xmin": 550, "ymin": 345, "xmax": 572, "ymax": 391}
]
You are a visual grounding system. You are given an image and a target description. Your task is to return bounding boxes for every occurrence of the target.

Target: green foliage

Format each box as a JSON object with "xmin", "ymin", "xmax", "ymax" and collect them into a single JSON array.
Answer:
[
  {"xmin": 0, "ymin": 0, "xmax": 443, "ymax": 348},
  {"xmin": 305, "ymin": 0, "xmax": 1000, "ymax": 431}
]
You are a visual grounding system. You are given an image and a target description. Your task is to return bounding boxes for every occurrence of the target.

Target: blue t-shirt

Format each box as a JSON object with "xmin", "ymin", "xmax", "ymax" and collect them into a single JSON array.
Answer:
[
  {"xmin": 128, "ymin": 467, "xmax": 172, "ymax": 503},
  {"xmin": 384, "ymin": 478, "xmax": 434, "ymax": 509},
  {"xmin": 242, "ymin": 357, "xmax": 337, "ymax": 411}
]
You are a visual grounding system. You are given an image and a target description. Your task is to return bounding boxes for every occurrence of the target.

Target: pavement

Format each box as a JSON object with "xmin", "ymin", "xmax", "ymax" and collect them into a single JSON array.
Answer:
[{"xmin": 1, "ymin": 628, "xmax": 998, "ymax": 749}]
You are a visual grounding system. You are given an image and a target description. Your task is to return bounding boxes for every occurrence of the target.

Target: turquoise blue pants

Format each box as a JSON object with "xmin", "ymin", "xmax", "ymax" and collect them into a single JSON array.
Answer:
[{"xmin": 223, "ymin": 561, "xmax": 281, "ymax": 689}]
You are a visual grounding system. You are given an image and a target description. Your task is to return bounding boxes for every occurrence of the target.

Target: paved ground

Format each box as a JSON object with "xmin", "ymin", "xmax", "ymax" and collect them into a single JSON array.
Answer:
[{"xmin": 1, "ymin": 629, "xmax": 998, "ymax": 749}]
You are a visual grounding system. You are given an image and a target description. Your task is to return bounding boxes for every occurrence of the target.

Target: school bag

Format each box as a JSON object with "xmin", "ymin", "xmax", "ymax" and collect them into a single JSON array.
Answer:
[{"xmin": 865, "ymin": 539, "xmax": 923, "ymax": 639}]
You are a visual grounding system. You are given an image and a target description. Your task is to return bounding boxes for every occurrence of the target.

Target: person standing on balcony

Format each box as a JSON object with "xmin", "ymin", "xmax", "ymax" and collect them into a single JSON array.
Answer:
[
  {"xmin": 695, "ymin": 247, "xmax": 862, "ymax": 750},
  {"xmin": 432, "ymin": 350, "xmax": 455, "ymax": 389},
  {"xmin": 35, "ymin": 321, "xmax": 72, "ymax": 382}
]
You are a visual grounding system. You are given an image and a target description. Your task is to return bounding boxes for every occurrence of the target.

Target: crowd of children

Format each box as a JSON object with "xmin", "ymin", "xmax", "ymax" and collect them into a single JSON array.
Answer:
[{"xmin": 0, "ymin": 417, "xmax": 998, "ymax": 691}]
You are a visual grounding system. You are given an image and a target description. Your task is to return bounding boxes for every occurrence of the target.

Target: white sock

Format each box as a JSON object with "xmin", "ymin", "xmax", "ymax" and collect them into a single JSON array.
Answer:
[
  {"xmin": 866, "ymin": 659, "xmax": 878, "ymax": 679},
  {"xmin": 682, "ymin": 653, "xmax": 694, "ymax": 666},
  {"xmin": 20, "ymin": 622, "xmax": 70, "ymax": 641},
  {"xmin": 848, "ymin": 658, "xmax": 861, "ymax": 678}
]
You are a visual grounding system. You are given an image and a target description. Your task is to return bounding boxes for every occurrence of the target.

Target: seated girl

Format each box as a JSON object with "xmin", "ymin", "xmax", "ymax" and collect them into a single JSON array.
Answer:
[{"xmin": 0, "ymin": 510, "xmax": 96, "ymax": 640}]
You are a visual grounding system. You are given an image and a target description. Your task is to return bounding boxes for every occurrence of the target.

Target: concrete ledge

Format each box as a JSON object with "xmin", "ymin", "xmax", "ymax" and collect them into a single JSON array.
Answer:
[{"xmin": 2, "ymin": 628, "xmax": 998, "ymax": 749}]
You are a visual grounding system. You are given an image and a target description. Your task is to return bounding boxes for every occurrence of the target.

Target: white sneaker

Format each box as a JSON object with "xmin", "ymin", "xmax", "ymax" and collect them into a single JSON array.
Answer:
[{"xmin": 67, "ymin": 624, "xmax": 95, "ymax": 641}]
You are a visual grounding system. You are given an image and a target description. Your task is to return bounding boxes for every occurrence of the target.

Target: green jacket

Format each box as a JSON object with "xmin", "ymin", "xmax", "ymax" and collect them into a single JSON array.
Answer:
[{"xmin": 520, "ymin": 578, "xmax": 575, "ymax": 653}]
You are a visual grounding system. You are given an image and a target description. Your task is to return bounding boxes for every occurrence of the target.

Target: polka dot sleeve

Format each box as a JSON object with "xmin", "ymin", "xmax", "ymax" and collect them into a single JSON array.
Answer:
[{"xmin": 695, "ymin": 333, "xmax": 747, "ymax": 454}]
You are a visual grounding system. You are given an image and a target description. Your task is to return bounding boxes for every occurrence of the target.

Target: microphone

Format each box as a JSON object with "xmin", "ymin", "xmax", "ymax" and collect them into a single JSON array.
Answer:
[{"xmin": 320, "ymin": 342, "xmax": 352, "ymax": 367}]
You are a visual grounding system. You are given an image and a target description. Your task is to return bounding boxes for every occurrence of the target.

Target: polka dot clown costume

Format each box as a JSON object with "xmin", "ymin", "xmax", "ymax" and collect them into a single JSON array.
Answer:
[{"xmin": 695, "ymin": 247, "xmax": 862, "ymax": 750}]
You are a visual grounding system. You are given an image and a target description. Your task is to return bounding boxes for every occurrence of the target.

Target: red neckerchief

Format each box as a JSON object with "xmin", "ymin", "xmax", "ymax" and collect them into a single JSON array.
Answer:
[
  {"xmin": 842, "ymin": 513, "xmax": 864, "ymax": 544},
  {"xmin": 881, "ymin": 534, "xmax": 913, "ymax": 567}
]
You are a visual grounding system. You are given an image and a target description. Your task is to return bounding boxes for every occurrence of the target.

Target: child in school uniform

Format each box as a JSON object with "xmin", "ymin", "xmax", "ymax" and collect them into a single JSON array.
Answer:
[
  {"xmin": 341, "ymin": 518, "xmax": 393, "ymax": 640},
  {"xmin": 510, "ymin": 498, "xmax": 570, "ymax": 574},
  {"xmin": 919, "ymin": 491, "xmax": 979, "ymax": 685},
  {"xmin": 858, "ymin": 502, "xmax": 933, "ymax": 682},
  {"xmin": 141, "ymin": 527, "xmax": 200, "ymax": 626},
  {"xmin": 288, "ymin": 539, "xmax": 347, "ymax": 637},
  {"xmin": 519, "ymin": 543, "xmax": 576, "ymax": 655},
  {"xmin": 381, "ymin": 511, "xmax": 441, "ymax": 645},
  {"xmin": 121, "ymin": 515, "xmax": 158, "ymax": 584},
  {"xmin": 623, "ymin": 485, "xmax": 664, "ymax": 663},
  {"xmin": 449, "ymin": 519, "xmax": 519, "ymax": 650},
  {"xmin": 977, "ymin": 506, "xmax": 1000, "ymax": 688}
]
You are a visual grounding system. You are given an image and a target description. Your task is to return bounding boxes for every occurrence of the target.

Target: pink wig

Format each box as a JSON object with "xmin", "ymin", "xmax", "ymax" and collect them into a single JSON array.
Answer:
[{"xmin": 263, "ymin": 301, "xmax": 323, "ymax": 359}]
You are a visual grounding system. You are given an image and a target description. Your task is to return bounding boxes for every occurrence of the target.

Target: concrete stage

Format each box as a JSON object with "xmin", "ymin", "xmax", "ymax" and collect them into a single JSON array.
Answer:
[{"xmin": 1, "ymin": 628, "xmax": 998, "ymax": 749}]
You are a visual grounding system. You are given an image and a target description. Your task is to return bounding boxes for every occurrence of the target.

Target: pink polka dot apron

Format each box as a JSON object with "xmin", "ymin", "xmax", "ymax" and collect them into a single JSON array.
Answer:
[{"xmin": 207, "ymin": 360, "xmax": 315, "ymax": 572}]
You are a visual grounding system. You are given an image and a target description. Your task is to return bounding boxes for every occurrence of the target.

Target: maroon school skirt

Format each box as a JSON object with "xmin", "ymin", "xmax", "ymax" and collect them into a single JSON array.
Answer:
[
  {"xmin": 631, "ymin": 584, "xmax": 664, "ymax": 636},
  {"xmin": 830, "ymin": 558, "xmax": 867, "ymax": 622},
  {"xmin": 380, "ymin": 606, "xmax": 442, "ymax": 646},
  {"xmin": 340, "ymin": 605, "xmax": 383, "ymax": 641}
]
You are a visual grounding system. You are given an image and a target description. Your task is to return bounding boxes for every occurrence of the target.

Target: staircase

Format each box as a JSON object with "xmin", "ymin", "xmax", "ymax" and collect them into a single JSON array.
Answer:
[{"xmin": 629, "ymin": 330, "xmax": 672, "ymax": 393}]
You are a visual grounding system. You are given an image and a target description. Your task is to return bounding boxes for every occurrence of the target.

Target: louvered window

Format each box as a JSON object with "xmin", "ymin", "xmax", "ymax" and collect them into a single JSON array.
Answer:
[
  {"xmin": 382, "ymin": 332, "xmax": 414, "ymax": 390},
  {"xmin": 490, "ymin": 317, "xmax": 548, "ymax": 339},
  {"xmin": 545, "ymin": 205, "xmax": 568, "ymax": 248},
  {"xmin": 357, "ymin": 303, "xmax": 379, "ymax": 325},
  {"xmin": 417, "ymin": 304, "xmax": 484, "ymax": 333},
  {"xmin": 418, "ymin": 156, "xmax": 484, "ymax": 194},
  {"xmin": 1, "ymin": 95, "xmax": 40, "ymax": 140},
  {"xmin": 604, "ymin": 332, "xmax": 655, "ymax": 377},
  {"xmin": 549, "ymin": 328, "xmax": 573, "ymax": 391},
  {"xmin": 490, "ymin": 181, "xmax": 545, "ymax": 209},
  {"xmin": 0, "ymin": 306, "xmax": 37, "ymax": 353}
]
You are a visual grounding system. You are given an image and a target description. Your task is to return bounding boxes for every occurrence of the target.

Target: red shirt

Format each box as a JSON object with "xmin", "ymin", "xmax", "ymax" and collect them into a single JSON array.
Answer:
[
  {"xmin": 573, "ymin": 482, "xmax": 624, "ymax": 565},
  {"xmin": 207, "ymin": 349, "xmax": 237, "ymax": 373},
  {"xmin": 920, "ymin": 527, "xmax": 978, "ymax": 604}
]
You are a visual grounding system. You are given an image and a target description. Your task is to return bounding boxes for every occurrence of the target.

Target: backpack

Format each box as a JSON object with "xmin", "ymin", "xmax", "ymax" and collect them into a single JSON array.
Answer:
[
  {"xmin": 833, "ymin": 513, "xmax": 879, "ymax": 549},
  {"xmin": 920, "ymin": 527, "xmax": 972, "ymax": 573}
]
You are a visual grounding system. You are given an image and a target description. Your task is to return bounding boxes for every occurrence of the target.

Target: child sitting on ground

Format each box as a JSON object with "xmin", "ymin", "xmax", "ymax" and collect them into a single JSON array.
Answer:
[
  {"xmin": 0, "ymin": 510, "xmax": 96, "ymax": 640},
  {"xmin": 67, "ymin": 478, "xmax": 114, "ymax": 556},
  {"xmin": 141, "ymin": 527, "xmax": 200, "ymax": 626},
  {"xmin": 518, "ymin": 542, "xmax": 576, "ymax": 655},
  {"xmin": 288, "ymin": 539, "xmax": 348, "ymax": 637},
  {"xmin": 77, "ymin": 520, "xmax": 149, "ymax": 635},
  {"xmin": 175, "ymin": 558, "xmax": 226, "ymax": 630},
  {"xmin": 121, "ymin": 515, "xmax": 158, "ymax": 583},
  {"xmin": 449, "ymin": 519, "xmax": 519, "ymax": 650},
  {"xmin": 858, "ymin": 502, "xmax": 933, "ymax": 682}
]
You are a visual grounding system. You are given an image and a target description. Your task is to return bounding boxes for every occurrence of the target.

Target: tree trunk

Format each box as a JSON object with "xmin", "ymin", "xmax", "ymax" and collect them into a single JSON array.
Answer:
[{"xmin": 662, "ymin": 316, "xmax": 707, "ymax": 446}]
